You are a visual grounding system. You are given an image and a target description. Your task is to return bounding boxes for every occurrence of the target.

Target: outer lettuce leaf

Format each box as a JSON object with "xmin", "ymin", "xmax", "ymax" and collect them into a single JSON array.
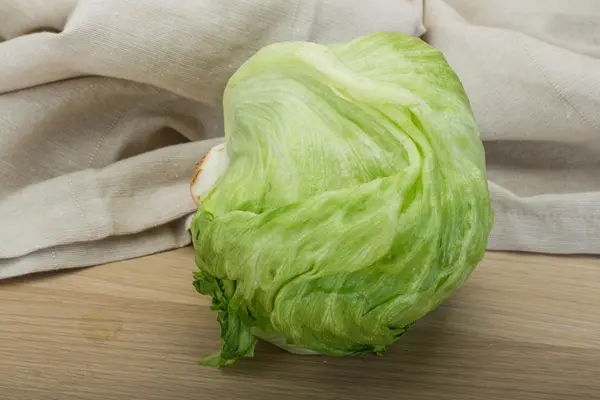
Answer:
[
  {"xmin": 191, "ymin": 32, "xmax": 493, "ymax": 366},
  {"xmin": 192, "ymin": 269, "xmax": 256, "ymax": 366}
]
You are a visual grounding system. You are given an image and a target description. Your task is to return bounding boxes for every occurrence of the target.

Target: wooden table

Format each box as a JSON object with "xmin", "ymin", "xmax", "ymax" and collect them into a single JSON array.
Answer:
[{"xmin": 1, "ymin": 248, "xmax": 599, "ymax": 400}]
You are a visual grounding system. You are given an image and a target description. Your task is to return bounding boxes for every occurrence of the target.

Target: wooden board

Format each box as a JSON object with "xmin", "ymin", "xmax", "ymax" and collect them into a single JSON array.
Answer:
[{"xmin": 1, "ymin": 248, "xmax": 599, "ymax": 400}]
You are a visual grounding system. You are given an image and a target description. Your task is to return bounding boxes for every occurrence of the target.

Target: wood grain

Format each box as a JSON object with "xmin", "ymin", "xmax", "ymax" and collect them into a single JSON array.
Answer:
[{"xmin": 1, "ymin": 248, "xmax": 599, "ymax": 400}]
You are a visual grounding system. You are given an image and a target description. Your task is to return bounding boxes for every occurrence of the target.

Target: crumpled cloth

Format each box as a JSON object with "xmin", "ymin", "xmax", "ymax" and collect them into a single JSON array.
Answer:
[{"xmin": 0, "ymin": 0, "xmax": 598, "ymax": 279}]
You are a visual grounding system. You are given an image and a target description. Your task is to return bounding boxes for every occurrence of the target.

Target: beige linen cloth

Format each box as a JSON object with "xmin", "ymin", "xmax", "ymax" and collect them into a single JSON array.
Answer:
[{"xmin": 0, "ymin": 0, "xmax": 598, "ymax": 279}]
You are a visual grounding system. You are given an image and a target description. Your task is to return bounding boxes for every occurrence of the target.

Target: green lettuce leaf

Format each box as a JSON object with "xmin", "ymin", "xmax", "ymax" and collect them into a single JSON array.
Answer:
[{"xmin": 191, "ymin": 32, "xmax": 493, "ymax": 366}]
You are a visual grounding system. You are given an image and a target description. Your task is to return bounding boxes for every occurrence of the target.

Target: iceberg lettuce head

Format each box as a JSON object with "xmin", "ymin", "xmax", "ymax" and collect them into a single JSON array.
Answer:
[{"xmin": 190, "ymin": 32, "xmax": 493, "ymax": 367}]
